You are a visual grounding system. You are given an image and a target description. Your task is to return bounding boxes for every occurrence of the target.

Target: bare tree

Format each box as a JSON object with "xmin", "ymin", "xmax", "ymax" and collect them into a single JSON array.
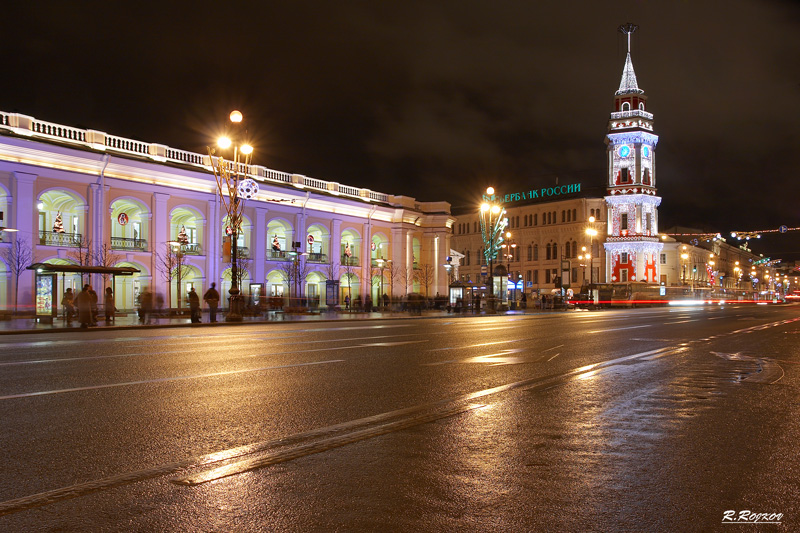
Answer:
[
  {"xmin": 0, "ymin": 234, "xmax": 33, "ymax": 313},
  {"xmin": 93, "ymin": 243, "xmax": 122, "ymax": 293},
  {"xmin": 276, "ymin": 256, "xmax": 313, "ymax": 307},
  {"xmin": 155, "ymin": 244, "xmax": 191, "ymax": 309},
  {"xmin": 227, "ymin": 255, "xmax": 253, "ymax": 292},
  {"xmin": 399, "ymin": 265, "xmax": 413, "ymax": 297},
  {"xmin": 341, "ymin": 260, "xmax": 357, "ymax": 308},
  {"xmin": 387, "ymin": 261, "xmax": 400, "ymax": 300},
  {"xmin": 415, "ymin": 263, "xmax": 436, "ymax": 299},
  {"xmin": 66, "ymin": 235, "xmax": 93, "ymax": 284}
]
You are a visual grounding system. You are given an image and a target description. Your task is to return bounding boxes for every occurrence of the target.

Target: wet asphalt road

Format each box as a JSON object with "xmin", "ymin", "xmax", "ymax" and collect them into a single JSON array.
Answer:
[{"xmin": 1, "ymin": 304, "xmax": 799, "ymax": 532}]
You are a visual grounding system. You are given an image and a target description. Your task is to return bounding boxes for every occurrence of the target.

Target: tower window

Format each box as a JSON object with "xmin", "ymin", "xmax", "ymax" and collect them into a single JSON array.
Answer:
[
  {"xmin": 643, "ymin": 168, "xmax": 651, "ymax": 185},
  {"xmin": 621, "ymin": 213, "xmax": 628, "ymax": 231},
  {"xmin": 639, "ymin": 102, "xmax": 645, "ymax": 111},
  {"xmin": 621, "ymin": 252, "xmax": 629, "ymax": 264},
  {"xmin": 620, "ymin": 168, "xmax": 630, "ymax": 183},
  {"xmin": 622, "ymin": 102, "xmax": 630, "ymax": 112}
]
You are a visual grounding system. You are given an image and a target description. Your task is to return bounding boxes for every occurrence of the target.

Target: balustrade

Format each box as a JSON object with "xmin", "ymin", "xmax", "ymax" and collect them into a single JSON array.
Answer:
[
  {"xmin": 307, "ymin": 252, "xmax": 328, "ymax": 263},
  {"xmin": 39, "ymin": 231, "xmax": 81, "ymax": 247},
  {"xmin": 111, "ymin": 236, "xmax": 148, "ymax": 251}
]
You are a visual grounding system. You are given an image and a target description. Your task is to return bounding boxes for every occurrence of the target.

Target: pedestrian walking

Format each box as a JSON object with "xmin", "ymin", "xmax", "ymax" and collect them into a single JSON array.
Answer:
[
  {"xmin": 138, "ymin": 288, "xmax": 153, "ymax": 324},
  {"xmin": 203, "ymin": 283, "xmax": 220, "ymax": 323},
  {"xmin": 104, "ymin": 287, "xmax": 115, "ymax": 324},
  {"xmin": 188, "ymin": 287, "xmax": 201, "ymax": 323},
  {"xmin": 61, "ymin": 288, "xmax": 75, "ymax": 325},
  {"xmin": 75, "ymin": 284, "xmax": 92, "ymax": 328},
  {"xmin": 88, "ymin": 285, "xmax": 98, "ymax": 326}
]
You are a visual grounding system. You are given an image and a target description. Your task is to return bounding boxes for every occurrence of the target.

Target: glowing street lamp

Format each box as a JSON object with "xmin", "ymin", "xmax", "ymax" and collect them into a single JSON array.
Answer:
[
  {"xmin": 585, "ymin": 216, "xmax": 598, "ymax": 285},
  {"xmin": 479, "ymin": 187, "xmax": 507, "ymax": 313},
  {"xmin": 208, "ymin": 110, "xmax": 256, "ymax": 322}
]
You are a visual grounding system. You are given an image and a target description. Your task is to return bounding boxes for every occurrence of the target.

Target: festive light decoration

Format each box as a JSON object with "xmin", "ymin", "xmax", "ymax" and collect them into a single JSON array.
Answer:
[{"xmin": 237, "ymin": 178, "xmax": 259, "ymax": 199}]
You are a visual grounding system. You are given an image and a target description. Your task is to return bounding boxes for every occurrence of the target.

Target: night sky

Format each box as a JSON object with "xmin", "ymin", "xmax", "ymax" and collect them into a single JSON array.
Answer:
[{"xmin": 4, "ymin": 1, "xmax": 799, "ymax": 260}]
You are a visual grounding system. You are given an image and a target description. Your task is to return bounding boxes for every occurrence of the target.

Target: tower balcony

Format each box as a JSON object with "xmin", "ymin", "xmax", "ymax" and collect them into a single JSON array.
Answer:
[{"xmin": 610, "ymin": 109, "xmax": 653, "ymax": 120}]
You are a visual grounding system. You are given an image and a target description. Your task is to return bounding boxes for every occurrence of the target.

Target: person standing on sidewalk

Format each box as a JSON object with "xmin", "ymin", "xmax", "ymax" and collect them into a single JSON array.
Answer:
[
  {"xmin": 75, "ymin": 284, "xmax": 92, "ymax": 329},
  {"xmin": 188, "ymin": 287, "xmax": 201, "ymax": 323},
  {"xmin": 88, "ymin": 285, "xmax": 99, "ymax": 326},
  {"xmin": 104, "ymin": 287, "xmax": 115, "ymax": 324},
  {"xmin": 203, "ymin": 283, "xmax": 220, "ymax": 323},
  {"xmin": 61, "ymin": 288, "xmax": 75, "ymax": 326}
]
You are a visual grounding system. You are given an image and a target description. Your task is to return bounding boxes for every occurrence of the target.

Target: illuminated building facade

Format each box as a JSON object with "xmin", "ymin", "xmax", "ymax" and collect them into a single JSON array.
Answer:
[
  {"xmin": 0, "ymin": 111, "xmax": 455, "ymax": 312},
  {"xmin": 451, "ymin": 192, "xmax": 608, "ymax": 300}
]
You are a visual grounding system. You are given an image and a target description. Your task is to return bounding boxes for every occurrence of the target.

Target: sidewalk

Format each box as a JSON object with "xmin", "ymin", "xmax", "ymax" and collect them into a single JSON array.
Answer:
[{"xmin": 0, "ymin": 308, "xmax": 476, "ymax": 335}]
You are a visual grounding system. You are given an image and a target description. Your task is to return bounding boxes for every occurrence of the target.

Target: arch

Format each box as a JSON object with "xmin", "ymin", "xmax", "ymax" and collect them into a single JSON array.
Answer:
[
  {"xmin": 113, "ymin": 259, "xmax": 151, "ymax": 311},
  {"xmin": 266, "ymin": 269, "xmax": 287, "ymax": 298},
  {"xmin": 168, "ymin": 264, "xmax": 202, "ymax": 311},
  {"xmin": 638, "ymin": 102, "xmax": 645, "ymax": 111},
  {"xmin": 622, "ymin": 102, "xmax": 631, "ymax": 111},
  {"xmin": 110, "ymin": 196, "xmax": 150, "ymax": 251},
  {"xmin": 305, "ymin": 223, "xmax": 330, "ymax": 263},
  {"xmin": 412, "ymin": 237, "xmax": 422, "ymax": 267},
  {"xmin": 37, "ymin": 188, "xmax": 86, "ymax": 240},
  {"xmin": 340, "ymin": 272, "xmax": 360, "ymax": 305},
  {"xmin": 371, "ymin": 231, "xmax": 390, "ymax": 263},
  {"xmin": 340, "ymin": 228, "xmax": 362, "ymax": 266},
  {"xmin": 169, "ymin": 205, "xmax": 204, "ymax": 255},
  {"xmin": 220, "ymin": 266, "xmax": 252, "ymax": 307},
  {"xmin": 305, "ymin": 271, "xmax": 326, "ymax": 308},
  {"xmin": 267, "ymin": 218, "xmax": 293, "ymax": 259},
  {"xmin": 221, "ymin": 212, "xmax": 253, "ymax": 260}
]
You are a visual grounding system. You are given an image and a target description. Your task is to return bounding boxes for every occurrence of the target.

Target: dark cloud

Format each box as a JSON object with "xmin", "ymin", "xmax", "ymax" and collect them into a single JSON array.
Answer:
[{"xmin": 3, "ymin": 1, "xmax": 799, "ymax": 258}]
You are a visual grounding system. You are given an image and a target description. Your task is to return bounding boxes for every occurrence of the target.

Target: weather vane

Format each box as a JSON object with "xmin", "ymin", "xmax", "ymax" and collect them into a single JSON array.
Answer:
[{"xmin": 618, "ymin": 22, "xmax": 639, "ymax": 53}]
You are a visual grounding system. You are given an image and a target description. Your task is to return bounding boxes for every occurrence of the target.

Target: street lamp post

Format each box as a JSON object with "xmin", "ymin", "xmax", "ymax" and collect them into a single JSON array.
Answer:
[
  {"xmin": 167, "ymin": 241, "xmax": 185, "ymax": 312},
  {"xmin": 479, "ymin": 187, "xmax": 507, "ymax": 313},
  {"xmin": 585, "ymin": 216, "xmax": 598, "ymax": 286},
  {"xmin": 681, "ymin": 247, "xmax": 689, "ymax": 287},
  {"xmin": 579, "ymin": 247, "xmax": 591, "ymax": 288},
  {"xmin": 376, "ymin": 257, "xmax": 386, "ymax": 310},
  {"xmin": 208, "ymin": 110, "xmax": 255, "ymax": 322},
  {"xmin": 501, "ymin": 231, "xmax": 517, "ymax": 309}
]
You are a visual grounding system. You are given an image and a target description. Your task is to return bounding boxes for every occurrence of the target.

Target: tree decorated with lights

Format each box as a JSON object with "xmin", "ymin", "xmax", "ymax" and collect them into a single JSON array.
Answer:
[
  {"xmin": 480, "ymin": 187, "xmax": 508, "ymax": 309},
  {"xmin": 604, "ymin": 23, "xmax": 663, "ymax": 284}
]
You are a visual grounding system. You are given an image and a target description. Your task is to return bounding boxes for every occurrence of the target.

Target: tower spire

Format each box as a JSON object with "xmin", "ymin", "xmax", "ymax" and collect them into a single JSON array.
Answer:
[{"xmin": 616, "ymin": 23, "xmax": 643, "ymax": 95}]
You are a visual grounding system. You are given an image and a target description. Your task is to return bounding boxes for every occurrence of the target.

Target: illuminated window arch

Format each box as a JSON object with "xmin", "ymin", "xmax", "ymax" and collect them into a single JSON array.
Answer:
[{"xmin": 622, "ymin": 102, "xmax": 630, "ymax": 111}]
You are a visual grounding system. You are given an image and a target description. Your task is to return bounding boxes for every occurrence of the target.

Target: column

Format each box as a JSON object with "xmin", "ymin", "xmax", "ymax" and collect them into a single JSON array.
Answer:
[
  {"xmin": 10, "ymin": 172, "xmax": 37, "ymax": 309},
  {"xmin": 207, "ymin": 198, "xmax": 218, "ymax": 288},
  {"xmin": 391, "ymin": 227, "xmax": 405, "ymax": 298},
  {"xmin": 152, "ymin": 192, "xmax": 170, "ymax": 296},
  {"xmin": 362, "ymin": 219, "xmax": 372, "ymax": 302},
  {"xmin": 254, "ymin": 206, "xmax": 268, "ymax": 284}
]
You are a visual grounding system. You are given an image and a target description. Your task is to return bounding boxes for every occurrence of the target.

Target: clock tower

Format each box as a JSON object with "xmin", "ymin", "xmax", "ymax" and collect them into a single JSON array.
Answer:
[{"xmin": 604, "ymin": 23, "xmax": 663, "ymax": 285}]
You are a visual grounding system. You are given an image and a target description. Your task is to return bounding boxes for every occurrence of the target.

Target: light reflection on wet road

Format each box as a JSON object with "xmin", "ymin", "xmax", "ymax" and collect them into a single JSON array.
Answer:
[{"xmin": 0, "ymin": 304, "xmax": 799, "ymax": 531}]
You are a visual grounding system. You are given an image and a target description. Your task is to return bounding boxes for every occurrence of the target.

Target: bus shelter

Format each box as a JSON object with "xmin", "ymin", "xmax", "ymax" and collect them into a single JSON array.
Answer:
[{"xmin": 27, "ymin": 263, "xmax": 140, "ymax": 323}]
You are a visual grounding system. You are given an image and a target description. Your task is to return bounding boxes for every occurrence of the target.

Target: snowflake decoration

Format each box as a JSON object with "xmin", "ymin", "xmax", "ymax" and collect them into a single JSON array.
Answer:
[{"xmin": 237, "ymin": 179, "xmax": 259, "ymax": 199}]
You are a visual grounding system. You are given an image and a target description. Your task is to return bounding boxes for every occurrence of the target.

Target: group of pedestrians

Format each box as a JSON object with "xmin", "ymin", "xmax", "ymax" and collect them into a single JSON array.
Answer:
[
  {"xmin": 135, "ymin": 282, "xmax": 220, "ymax": 325},
  {"xmin": 59, "ymin": 282, "xmax": 237, "ymax": 327},
  {"xmin": 61, "ymin": 284, "xmax": 115, "ymax": 328}
]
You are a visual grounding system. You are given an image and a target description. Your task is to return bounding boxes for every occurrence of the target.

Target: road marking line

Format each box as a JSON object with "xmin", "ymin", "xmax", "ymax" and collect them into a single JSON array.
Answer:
[
  {"xmin": 589, "ymin": 325, "xmax": 651, "ymax": 333},
  {"xmin": 0, "ymin": 360, "xmax": 344, "ymax": 401},
  {"xmin": 547, "ymin": 353, "xmax": 560, "ymax": 362},
  {"xmin": 172, "ymin": 403, "xmax": 486, "ymax": 486}
]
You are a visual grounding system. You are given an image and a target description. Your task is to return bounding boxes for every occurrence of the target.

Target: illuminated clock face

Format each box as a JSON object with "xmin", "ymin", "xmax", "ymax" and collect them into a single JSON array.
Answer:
[
  {"xmin": 618, "ymin": 145, "xmax": 631, "ymax": 158},
  {"xmin": 642, "ymin": 146, "xmax": 650, "ymax": 158}
]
